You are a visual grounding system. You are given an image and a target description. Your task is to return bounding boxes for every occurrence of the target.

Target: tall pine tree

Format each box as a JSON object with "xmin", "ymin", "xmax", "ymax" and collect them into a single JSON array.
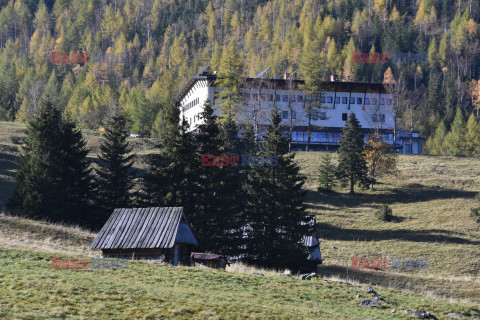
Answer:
[
  {"xmin": 95, "ymin": 115, "xmax": 136, "ymax": 223},
  {"xmin": 12, "ymin": 101, "xmax": 93, "ymax": 227},
  {"xmin": 244, "ymin": 105, "xmax": 315, "ymax": 271},
  {"xmin": 144, "ymin": 101, "xmax": 197, "ymax": 216},
  {"xmin": 336, "ymin": 112, "xmax": 367, "ymax": 194}
]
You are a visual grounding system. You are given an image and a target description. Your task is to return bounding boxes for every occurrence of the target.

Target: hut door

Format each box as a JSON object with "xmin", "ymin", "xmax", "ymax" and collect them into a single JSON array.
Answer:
[{"xmin": 173, "ymin": 244, "xmax": 180, "ymax": 266}]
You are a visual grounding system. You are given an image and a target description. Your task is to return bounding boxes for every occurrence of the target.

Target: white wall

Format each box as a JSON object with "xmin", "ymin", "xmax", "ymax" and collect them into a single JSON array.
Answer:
[{"xmin": 180, "ymin": 81, "xmax": 394, "ymax": 132}]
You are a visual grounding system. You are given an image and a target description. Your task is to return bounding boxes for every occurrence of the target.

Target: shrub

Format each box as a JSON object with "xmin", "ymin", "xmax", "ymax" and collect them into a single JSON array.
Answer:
[
  {"xmin": 470, "ymin": 208, "xmax": 480, "ymax": 223},
  {"xmin": 375, "ymin": 204, "xmax": 393, "ymax": 222}
]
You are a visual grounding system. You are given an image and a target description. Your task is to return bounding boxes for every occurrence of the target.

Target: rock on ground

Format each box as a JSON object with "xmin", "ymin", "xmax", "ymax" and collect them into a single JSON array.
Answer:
[{"xmin": 359, "ymin": 299, "xmax": 380, "ymax": 308}]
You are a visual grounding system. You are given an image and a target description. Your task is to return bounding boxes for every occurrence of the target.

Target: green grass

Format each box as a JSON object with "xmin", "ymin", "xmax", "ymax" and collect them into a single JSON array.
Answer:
[
  {"xmin": 1, "ymin": 121, "xmax": 480, "ymax": 318},
  {"xmin": 297, "ymin": 152, "xmax": 480, "ymax": 303},
  {"xmin": 0, "ymin": 248, "xmax": 479, "ymax": 319}
]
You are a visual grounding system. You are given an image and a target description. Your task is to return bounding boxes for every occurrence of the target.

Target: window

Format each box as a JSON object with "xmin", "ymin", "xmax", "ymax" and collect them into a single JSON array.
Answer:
[
  {"xmin": 379, "ymin": 98, "xmax": 384, "ymax": 105},
  {"xmin": 297, "ymin": 95, "xmax": 303, "ymax": 102},
  {"xmin": 387, "ymin": 99, "xmax": 392, "ymax": 105},
  {"xmin": 357, "ymin": 98, "xmax": 362, "ymax": 104},
  {"xmin": 312, "ymin": 112, "xmax": 318, "ymax": 120},
  {"xmin": 282, "ymin": 95, "xmax": 288, "ymax": 102},
  {"xmin": 268, "ymin": 94, "xmax": 273, "ymax": 101},
  {"xmin": 291, "ymin": 111, "xmax": 296, "ymax": 119},
  {"xmin": 253, "ymin": 94, "xmax": 258, "ymax": 100},
  {"xmin": 275, "ymin": 94, "xmax": 280, "ymax": 101},
  {"xmin": 342, "ymin": 97, "xmax": 347, "ymax": 104},
  {"xmin": 379, "ymin": 114, "xmax": 385, "ymax": 122},
  {"xmin": 290, "ymin": 95, "xmax": 296, "ymax": 102},
  {"xmin": 316, "ymin": 96, "xmax": 321, "ymax": 102},
  {"xmin": 245, "ymin": 93, "xmax": 251, "ymax": 99},
  {"xmin": 342, "ymin": 113, "xmax": 348, "ymax": 121},
  {"xmin": 260, "ymin": 94, "xmax": 266, "ymax": 101},
  {"xmin": 372, "ymin": 114, "xmax": 378, "ymax": 122},
  {"xmin": 372, "ymin": 98, "xmax": 377, "ymax": 105},
  {"xmin": 350, "ymin": 97, "xmax": 355, "ymax": 104},
  {"xmin": 319, "ymin": 112, "xmax": 326, "ymax": 119},
  {"xmin": 327, "ymin": 96, "xmax": 333, "ymax": 103},
  {"xmin": 282, "ymin": 111, "xmax": 288, "ymax": 119},
  {"xmin": 365, "ymin": 98, "xmax": 370, "ymax": 105},
  {"xmin": 335, "ymin": 97, "xmax": 340, "ymax": 104}
]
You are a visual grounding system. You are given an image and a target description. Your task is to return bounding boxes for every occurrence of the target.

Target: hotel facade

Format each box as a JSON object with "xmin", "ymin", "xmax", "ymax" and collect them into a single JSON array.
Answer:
[{"xmin": 177, "ymin": 68, "xmax": 421, "ymax": 153}]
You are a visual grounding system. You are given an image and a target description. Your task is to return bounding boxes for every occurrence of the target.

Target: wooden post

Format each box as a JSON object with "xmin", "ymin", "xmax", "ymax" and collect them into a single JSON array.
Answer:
[{"xmin": 173, "ymin": 244, "xmax": 180, "ymax": 266}]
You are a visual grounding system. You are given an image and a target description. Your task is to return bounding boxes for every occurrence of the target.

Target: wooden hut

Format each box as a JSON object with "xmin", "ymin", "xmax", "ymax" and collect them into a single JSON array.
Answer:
[{"xmin": 90, "ymin": 207, "xmax": 198, "ymax": 265}]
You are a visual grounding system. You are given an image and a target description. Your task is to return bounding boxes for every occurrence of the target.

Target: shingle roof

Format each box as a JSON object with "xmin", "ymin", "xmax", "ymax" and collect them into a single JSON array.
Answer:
[{"xmin": 90, "ymin": 207, "xmax": 198, "ymax": 250}]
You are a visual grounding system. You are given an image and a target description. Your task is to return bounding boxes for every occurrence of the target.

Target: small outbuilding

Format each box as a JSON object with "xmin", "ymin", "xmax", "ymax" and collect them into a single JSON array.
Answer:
[
  {"xmin": 90, "ymin": 207, "xmax": 198, "ymax": 265},
  {"xmin": 191, "ymin": 253, "xmax": 230, "ymax": 270}
]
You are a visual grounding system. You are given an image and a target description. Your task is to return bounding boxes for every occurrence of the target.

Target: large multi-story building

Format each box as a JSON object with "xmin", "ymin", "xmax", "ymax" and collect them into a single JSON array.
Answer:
[{"xmin": 176, "ymin": 67, "xmax": 398, "ymax": 151}]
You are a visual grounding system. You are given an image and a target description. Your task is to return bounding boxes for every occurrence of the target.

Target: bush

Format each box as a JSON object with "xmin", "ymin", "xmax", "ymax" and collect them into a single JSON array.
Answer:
[
  {"xmin": 375, "ymin": 205, "xmax": 393, "ymax": 222},
  {"xmin": 470, "ymin": 208, "xmax": 480, "ymax": 223}
]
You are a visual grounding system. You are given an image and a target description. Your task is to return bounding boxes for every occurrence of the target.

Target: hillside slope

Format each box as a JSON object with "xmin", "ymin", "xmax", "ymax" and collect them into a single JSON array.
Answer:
[
  {"xmin": 1, "ymin": 122, "xmax": 480, "ymax": 315},
  {"xmin": 0, "ymin": 229, "xmax": 479, "ymax": 319}
]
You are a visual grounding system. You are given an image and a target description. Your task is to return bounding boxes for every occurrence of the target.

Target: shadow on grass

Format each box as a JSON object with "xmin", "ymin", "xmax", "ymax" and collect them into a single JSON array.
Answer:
[
  {"xmin": 316, "ymin": 264, "xmax": 480, "ymax": 304},
  {"xmin": 306, "ymin": 183, "xmax": 477, "ymax": 210},
  {"xmin": 317, "ymin": 222, "xmax": 480, "ymax": 245},
  {"xmin": 0, "ymin": 150, "xmax": 18, "ymax": 205}
]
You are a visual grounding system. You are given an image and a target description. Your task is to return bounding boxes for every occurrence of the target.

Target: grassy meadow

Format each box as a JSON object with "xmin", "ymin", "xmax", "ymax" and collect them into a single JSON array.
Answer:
[{"xmin": 1, "ymin": 121, "xmax": 480, "ymax": 318}]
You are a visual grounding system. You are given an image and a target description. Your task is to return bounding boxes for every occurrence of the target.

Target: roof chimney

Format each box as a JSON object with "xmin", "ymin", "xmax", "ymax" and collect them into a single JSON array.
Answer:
[
  {"xmin": 283, "ymin": 73, "xmax": 291, "ymax": 80},
  {"xmin": 330, "ymin": 74, "xmax": 338, "ymax": 82}
]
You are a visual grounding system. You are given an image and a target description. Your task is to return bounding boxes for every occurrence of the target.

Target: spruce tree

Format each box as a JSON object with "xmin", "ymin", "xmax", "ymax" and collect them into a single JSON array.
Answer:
[
  {"xmin": 193, "ymin": 100, "xmax": 223, "ymax": 251},
  {"xmin": 144, "ymin": 101, "xmax": 197, "ymax": 216},
  {"xmin": 95, "ymin": 115, "xmax": 136, "ymax": 221},
  {"xmin": 244, "ymin": 105, "xmax": 314, "ymax": 271},
  {"xmin": 444, "ymin": 107, "xmax": 466, "ymax": 155},
  {"xmin": 216, "ymin": 114, "xmax": 247, "ymax": 257},
  {"xmin": 465, "ymin": 114, "xmax": 480, "ymax": 156},
  {"xmin": 317, "ymin": 152, "xmax": 336, "ymax": 192},
  {"xmin": 12, "ymin": 102, "xmax": 93, "ymax": 226},
  {"xmin": 336, "ymin": 112, "xmax": 368, "ymax": 194}
]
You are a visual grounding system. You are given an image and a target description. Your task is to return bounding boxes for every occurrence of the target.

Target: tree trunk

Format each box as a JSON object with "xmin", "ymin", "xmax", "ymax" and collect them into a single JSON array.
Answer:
[
  {"xmin": 350, "ymin": 175, "xmax": 355, "ymax": 194},
  {"xmin": 306, "ymin": 115, "xmax": 311, "ymax": 151}
]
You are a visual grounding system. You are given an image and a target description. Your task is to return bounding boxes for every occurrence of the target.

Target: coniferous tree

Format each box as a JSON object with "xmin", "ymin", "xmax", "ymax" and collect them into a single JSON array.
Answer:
[
  {"xmin": 244, "ymin": 105, "xmax": 314, "ymax": 271},
  {"xmin": 465, "ymin": 113, "xmax": 480, "ymax": 156},
  {"xmin": 216, "ymin": 40, "xmax": 244, "ymax": 122},
  {"xmin": 336, "ymin": 112, "xmax": 368, "ymax": 194},
  {"xmin": 145, "ymin": 101, "xmax": 197, "ymax": 216},
  {"xmin": 425, "ymin": 120, "xmax": 448, "ymax": 155},
  {"xmin": 12, "ymin": 101, "xmax": 93, "ymax": 226},
  {"xmin": 96, "ymin": 115, "xmax": 136, "ymax": 221},
  {"xmin": 444, "ymin": 107, "xmax": 466, "ymax": 155},
  {"xmin": 216, "ymin": 114, "xmax": 247, "ymax": 257},
  {"xmin": 300, "ymin": 38, "xmax": 328, "ymax": 151},
  {"xmin": 317, "ymin": 152, "xmax": 336, "ymax": 192},
  {"xmin": 193, "ymin": 100, "xmax": 223, "ymax": 251}
]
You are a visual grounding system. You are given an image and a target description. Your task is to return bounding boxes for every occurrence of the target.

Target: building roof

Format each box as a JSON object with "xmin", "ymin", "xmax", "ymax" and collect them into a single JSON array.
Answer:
[
  {"xmin": 176, "ymin": 66, "xmax": 388, "ymax": 103},
  {"xmin": 90, "ymin": 207, "xmax": 199, "ymax": 250}
]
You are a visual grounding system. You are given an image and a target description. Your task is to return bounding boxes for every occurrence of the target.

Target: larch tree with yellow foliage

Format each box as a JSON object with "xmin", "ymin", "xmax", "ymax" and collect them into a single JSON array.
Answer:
[{"xmin": 364, "ymin": 133, "xmax": 397, "ymax": 190}]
